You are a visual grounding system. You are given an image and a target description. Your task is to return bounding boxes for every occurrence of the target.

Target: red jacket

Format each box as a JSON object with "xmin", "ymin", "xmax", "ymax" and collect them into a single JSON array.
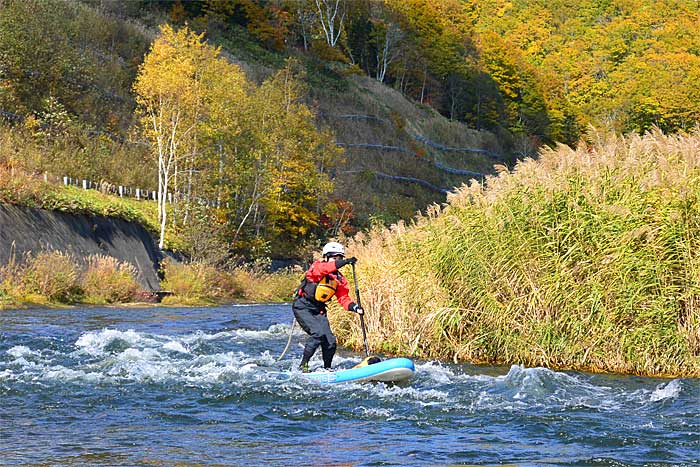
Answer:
[{"xmin": 304, "ymin": 259, "xmax": 354, "ymax": 311}]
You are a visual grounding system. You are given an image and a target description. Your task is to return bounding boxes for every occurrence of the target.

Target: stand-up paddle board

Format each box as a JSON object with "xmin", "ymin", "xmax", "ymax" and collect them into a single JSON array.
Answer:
[{"xmin": 305, "ymin": 357, "xmax": 415, "ymax": 384}]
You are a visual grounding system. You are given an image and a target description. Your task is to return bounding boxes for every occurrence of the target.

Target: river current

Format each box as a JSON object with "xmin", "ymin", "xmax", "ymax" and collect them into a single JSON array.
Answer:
[{"xmin": 0, "ymin": 304, "xmax": 698, "ymax": 466}]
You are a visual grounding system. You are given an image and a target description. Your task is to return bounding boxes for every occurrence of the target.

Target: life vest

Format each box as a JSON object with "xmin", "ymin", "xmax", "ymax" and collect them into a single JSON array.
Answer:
[
  {"xmin": 297, "ymin": 274, "xmax": 339, "ymax": 303},
  {"xmin": 314, "ymin": 275, "xmax": 338, "ymax": 302}
]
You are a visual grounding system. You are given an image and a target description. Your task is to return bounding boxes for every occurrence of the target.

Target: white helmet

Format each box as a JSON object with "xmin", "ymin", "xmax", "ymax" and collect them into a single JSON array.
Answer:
[{"xmin": 322, "ymin": 241, "xmax": 345, "ymax": 257}]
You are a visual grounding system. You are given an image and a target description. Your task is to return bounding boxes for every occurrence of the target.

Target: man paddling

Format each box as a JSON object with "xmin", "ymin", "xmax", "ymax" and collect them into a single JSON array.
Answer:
[{"xmin": 293, "ymin": 242, "xmax": 364, "ymax": 372}]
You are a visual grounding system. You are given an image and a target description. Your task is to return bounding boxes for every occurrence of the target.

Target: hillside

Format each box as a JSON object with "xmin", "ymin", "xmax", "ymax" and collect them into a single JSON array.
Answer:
[
  {"xmin": 6, "ymin": 0, "xmax": 697, "ymax": 260},
  {"xmin": 0, "ymin": 0, "xmax": 505, "ymax": 253},
  {"xmin": 313, "ymin": 73, "xmax": 504, "ymax": 227}
]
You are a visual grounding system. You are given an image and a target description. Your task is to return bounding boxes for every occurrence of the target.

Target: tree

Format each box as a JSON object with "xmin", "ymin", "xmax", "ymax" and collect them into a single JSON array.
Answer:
[
  {"xmin": 369, "ymin": 2, "xmax": 405, "ymax": 83},
  {"xmin": 133, "ymin": 23, "xmax": 243, "ymax": 249},
  {"xmin": 223, "ymin": 59, "xmax": 339, "ymax": 255},
  {"xmin": 315, "ymin": 0, "xmax": 347, "ymax": 48},
  {"xmin": 0, "ymin": 0, "xmax": 147, "ymax": 131},
  {"xmin": 289, "ymin": 0, "xmax": 318, "ymax": 51}
]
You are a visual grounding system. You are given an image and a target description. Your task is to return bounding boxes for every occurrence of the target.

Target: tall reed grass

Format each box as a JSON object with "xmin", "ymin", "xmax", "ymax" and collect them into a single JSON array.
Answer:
[
  {"xmin": 82, "ymin": 255, "xmax": 140, "ymax": 304},
  {"xmin": 0, "ymin": 251, "xmax": 142, "ymax": 306},
  {"xmin": 159, "ymin": 260, "xmax": 300, "ymax": 305},
  {"xmin": 331, "ymin": 129, "xmax": 700, "ymax": 377}
]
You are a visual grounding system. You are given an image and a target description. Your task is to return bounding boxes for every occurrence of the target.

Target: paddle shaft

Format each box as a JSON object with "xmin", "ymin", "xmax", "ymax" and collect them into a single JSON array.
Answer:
[{"xmin": 351, "ymin": 263, "xmax": 370, "ymax": 357}]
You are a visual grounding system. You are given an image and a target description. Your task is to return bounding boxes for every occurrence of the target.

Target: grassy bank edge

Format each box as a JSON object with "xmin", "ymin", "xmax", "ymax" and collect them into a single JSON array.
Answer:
[{"xmin": 0, "ymin": 167, "xmax": 188, "ymax": 251}]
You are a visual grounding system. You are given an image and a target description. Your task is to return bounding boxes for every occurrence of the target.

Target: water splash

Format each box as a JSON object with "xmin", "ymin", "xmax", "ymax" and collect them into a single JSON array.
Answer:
[{"xmin": 1, "ymin": 305, "xmax": 698, "ymax": 467}]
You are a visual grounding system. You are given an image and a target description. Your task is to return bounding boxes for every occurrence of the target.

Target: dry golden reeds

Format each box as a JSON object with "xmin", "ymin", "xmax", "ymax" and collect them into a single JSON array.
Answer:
[
  {"xmin": 82, "ymin": 255, "xmax": 140, "ymax": 304},
  {"xmin": 331, "ymin": 128, "xmax": 700, "ymax": 377}
]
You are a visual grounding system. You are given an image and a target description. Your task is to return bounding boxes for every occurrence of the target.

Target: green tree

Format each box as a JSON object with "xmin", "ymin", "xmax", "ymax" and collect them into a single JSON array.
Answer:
[
  {"xmin": 0, "ymin": 0, "xmax": 147, "ymax": 132},
  {"xmin": 224, "ymin": 59, "xmax": 339, "ymax": 255}
]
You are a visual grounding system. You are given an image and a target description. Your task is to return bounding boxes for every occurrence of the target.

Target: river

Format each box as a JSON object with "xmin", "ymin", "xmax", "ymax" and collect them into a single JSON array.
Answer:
[{"xmin": 0, "ymin": 304, "xmax": 698, "ymax": 466}]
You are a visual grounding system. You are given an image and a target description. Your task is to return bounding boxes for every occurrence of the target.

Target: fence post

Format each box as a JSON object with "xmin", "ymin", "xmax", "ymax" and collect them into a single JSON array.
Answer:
[
  {"xmin": 118, "ymin": 186, "xmax": 123, "ymax": 197},
  {"xmin": 63, "ymin": 176, "xmax": 68, "ymax": 186},
  {"xmin": 136, "ymin": 188, "xmax": 140, "ymax": 200},
  {"xmin": 82, "ymin": 180, "xmax": 87, "ymax": 190}
]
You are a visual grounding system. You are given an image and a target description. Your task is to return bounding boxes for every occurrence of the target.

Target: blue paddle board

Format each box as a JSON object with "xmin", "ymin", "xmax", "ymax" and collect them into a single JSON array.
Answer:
[{"xmin": 305, "ymin": 357, "xmax": 415, "ymax": 384}]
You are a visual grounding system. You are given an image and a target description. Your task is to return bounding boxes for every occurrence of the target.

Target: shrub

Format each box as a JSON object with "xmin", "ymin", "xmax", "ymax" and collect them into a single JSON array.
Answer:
[
  {"xmin": 160, "ymin": 260, "xmax": 222, "ymax": 305},
  {"xmin": 231, "ymin": 266, "xmax": 300, "ymax": 303},
  {"xmin": 22, "ymin": 251, "xmax": 81, "ymax": 302},
  {"xmin": 311, "ymin": 39, "xmax": 349, "ymax": 63},
  {"xmin": 159, "ymin": 258, "xmax": 299, "ymax": 305},
  {"xmin": 82, "ymin": 255, "xmax": 140, "ymax": 303}
]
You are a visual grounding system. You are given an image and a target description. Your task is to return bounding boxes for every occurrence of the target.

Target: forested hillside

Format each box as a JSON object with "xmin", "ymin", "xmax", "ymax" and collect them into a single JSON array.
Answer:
[
  {"xmin": 126, "ymin": 0, "xmax": 698, "ymax": 143},
  {"xmin": 1, "ymin": 0, "xmax": 698, "ymax": 261}
]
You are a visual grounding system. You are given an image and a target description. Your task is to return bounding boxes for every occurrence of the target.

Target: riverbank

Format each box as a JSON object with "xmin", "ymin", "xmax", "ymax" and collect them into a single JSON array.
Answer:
[
  {"xmin": 331, "ymin": 129, "xmax": 700, "ymax": 378},
  {"xmin": 0, "ymin": 167, "xmax": 300, "ymax": 309},
  {"xmin": 0, "ymin": 256, "xmax": 298, "ymax": 309}
]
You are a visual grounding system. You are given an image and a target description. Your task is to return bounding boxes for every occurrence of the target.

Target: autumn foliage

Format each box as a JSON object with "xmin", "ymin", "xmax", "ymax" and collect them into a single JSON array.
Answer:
[
  {"xmin": 159, "ymin": 0, "xmax": 700, "ymax": 144},
  {"xmin": 133, "ymin": 24, "xmax": 340, "ymax": 256}
]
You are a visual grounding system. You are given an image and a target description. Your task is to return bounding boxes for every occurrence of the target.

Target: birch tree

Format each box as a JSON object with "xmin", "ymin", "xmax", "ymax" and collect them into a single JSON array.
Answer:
[
  {"xmin": 370, "ymin": 8, "xmax": 404, "ymax": 83},
  {"xmin": 133, "ymin": 25, "xmax": 198, "ymax": 248},
  {"xmin": 315, "ymin": 0, "xmax": 346, "ymax": 47}
]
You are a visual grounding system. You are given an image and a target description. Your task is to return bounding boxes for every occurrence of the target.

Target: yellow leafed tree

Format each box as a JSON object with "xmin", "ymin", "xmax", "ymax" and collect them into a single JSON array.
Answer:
[{"xmin": 133, "ymin": 23, "xmax": 247, "ymax": 249}]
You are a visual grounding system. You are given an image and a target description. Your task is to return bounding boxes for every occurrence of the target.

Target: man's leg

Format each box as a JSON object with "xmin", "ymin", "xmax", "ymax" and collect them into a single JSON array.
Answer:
[{"xmin": 293, "ymin": 304, "xmax": 323, "ymax": 371}]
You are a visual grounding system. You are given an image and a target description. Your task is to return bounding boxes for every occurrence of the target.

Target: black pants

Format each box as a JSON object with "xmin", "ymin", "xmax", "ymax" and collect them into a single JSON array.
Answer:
[{"xmin": 292, "ymin": 297, "xmax": 337, "ymax": 368}]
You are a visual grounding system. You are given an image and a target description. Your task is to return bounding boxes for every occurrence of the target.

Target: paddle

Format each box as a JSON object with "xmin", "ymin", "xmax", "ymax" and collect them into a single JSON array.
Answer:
[{"xmin": 351, "ymin": 262, "xmax": 381, "ymax": 367}]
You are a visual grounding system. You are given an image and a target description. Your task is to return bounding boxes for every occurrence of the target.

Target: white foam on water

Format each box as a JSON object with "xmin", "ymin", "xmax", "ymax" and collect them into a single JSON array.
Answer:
[
  {"xmin": 44, "ymin": 366, "xmax": 103, "ymax": 383},
  {"xmin": 231, "ymin": 323, "xmax": 296, "ymax": 340},
  {"xmin": 75, "ymin": 329, "xmax": 159, "ymax": 356},
  {"xmin": 177, "ymin": 324, "xmax": 291, "ymax": 346},
  {"xmin": 10, "ymin": 323, "xmax": 685, "ymax": 423},
  {"xmin": 162, "ymin": 341, "xmax": 189, "ymax": 353},
  {"xmin": 7, "ymin": 356, "xmax": 41, "ymax": 370},
  {"xmin": 67, "ymin": 327, "xmax": 290, "ymax": 385},
  {"xmin": 356, "ymin": 406, "xmax": 393, "ymax": 418},
  {"xmin": 180, "ymin": 330, "xmax": 233, "ymax": 345},
  {"xmin": 649, "ymin": 379, "xmax": 682, "ymax": 402},
  {"xmin": 498, "ymin": 366, "xmax": 690, "ymax": 412},
  {"xmin": 268, "ymin": 323, "xmax": 296, "ymax": 335},
  {"xmin": 363, "ymin": 381, "xmax": 450, "ymax": 406},
  {"xmin": 7, "ymin": 345, "xmax": 35, "ymax": 359},
  {"xmin": 414, "ymin": 360, "xmax": 457, "ymax": 384},
  {"xmin": 460, "ymin": 364, "xmax": 630, "ymax": 412}
]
